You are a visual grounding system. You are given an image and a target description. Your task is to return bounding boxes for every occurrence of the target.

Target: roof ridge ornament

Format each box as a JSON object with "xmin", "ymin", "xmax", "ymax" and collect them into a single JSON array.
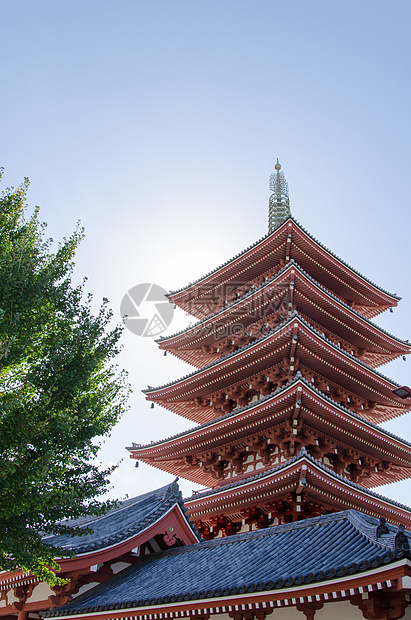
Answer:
[{"xmin": 268, "ymin": 158, "xmax": 291, "ymax": 232}]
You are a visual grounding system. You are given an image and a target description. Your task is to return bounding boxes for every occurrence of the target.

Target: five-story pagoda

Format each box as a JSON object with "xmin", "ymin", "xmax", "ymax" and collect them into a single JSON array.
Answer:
[{"xmin": 129, "ymin": 161, "xmax": 411, "ymax": 539}]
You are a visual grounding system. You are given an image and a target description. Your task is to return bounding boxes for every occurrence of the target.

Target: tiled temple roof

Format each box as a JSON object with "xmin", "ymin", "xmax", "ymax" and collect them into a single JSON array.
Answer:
[
  {"xmin": 130, "ymin": 373, "xmax": 411, "ymax": 453},
  {"xmin": 44, "ymin": 510, "xmax": 410, "ymax": 617},
  {"xmin": 43, "ymin": 481, "xmax": 200, "ymax": 554},
  {"xmin": 168, "ymin": 217, "xmax": 399, "ymax": 301},
  {"xmin": 184, "ymin": 447, "xmax": 411, "ymax": 514}
]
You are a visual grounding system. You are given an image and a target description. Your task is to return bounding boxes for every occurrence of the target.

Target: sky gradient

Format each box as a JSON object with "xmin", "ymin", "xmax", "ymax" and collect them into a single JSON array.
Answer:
[{"xmin": 2, "ymin": 0, "xmax": 411, "ymax": 503}]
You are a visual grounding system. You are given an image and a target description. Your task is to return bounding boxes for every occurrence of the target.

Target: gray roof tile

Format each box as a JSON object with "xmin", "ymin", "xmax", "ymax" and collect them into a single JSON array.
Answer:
[
  {"xmin": 44, "ymin": 510, "xmax": 409, "ymax": 617},
  {"xmin": 43, "ymin": 481, "xmax": 200, "ymax": 554}
]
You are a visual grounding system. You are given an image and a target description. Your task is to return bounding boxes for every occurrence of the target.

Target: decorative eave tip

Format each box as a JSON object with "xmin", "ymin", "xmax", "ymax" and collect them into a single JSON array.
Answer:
[{"xmin": 268, "ymin": 158, "xmax": 291, "ymax": 233}]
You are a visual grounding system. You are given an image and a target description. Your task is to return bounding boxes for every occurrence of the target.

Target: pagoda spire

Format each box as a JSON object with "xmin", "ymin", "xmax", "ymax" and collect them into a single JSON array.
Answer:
[{"xmin": 268, "ymin": 158, "xmax": 291, "ymax": 232}]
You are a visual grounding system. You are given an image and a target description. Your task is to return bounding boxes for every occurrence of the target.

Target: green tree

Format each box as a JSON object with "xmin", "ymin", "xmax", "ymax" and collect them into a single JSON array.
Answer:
[{"xmin": 0, "ymin": 172, "xmax": 129, "ymax": 584}]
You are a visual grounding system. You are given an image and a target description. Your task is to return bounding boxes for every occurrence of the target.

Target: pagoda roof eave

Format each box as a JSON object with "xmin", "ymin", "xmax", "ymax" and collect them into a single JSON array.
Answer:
[
  {"xmin": 184, "ymin": 449, "xmax": 411, "ymax": 525},
  {"xmin": 130, "ymin": 375, "xmax": 411, "ymax": 489},
  {"xmin": 158, "ymin": 259, "xmax": 410, "ymax": 355},
  {"xmin": 167, "ymin": 217, "xmax": 289, "ymax": 297},
  {"xmin": 131, "ymin": 375, "xmax": 411, "ymax": 456},
  {"xmin": 167, "ymin": 217, "xmax": 400, "ymax": 306},
  {"xmin": 144, "ymin": 313, "xmax": 407, "ymax": 409}
]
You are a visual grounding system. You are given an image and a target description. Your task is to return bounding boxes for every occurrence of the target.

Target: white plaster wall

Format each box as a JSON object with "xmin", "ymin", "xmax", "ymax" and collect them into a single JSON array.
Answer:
[
  {"xmin": 315, "ymin": 601, "xmax": 364, "ymax": 619},
  {"xmin": 213, "ymin": 609, "xmax": 302, "ymax": 620},
  {"xmin": 29, "ymin": 582, "xmax": 53, "ymax": 603},
  {"xmin": 5, "ymin": 590, "xmax": 19, "ymax": 605},
  {"xmin": 266, "ymin": 608, "xmax": 304, "ymax": 619},
  {"xmin": 73, "ymin": 583, "xmax": 100, "ymax": 598},
  {"xmin": 211, "ymin": 600, "xmax": 367, "ymax": 620},
  {"xmin": 0, "ymin": 582, "xmax": 53, "ymax": 608}
]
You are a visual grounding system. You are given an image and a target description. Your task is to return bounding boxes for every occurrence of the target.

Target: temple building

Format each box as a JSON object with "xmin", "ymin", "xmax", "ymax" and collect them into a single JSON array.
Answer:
[
  {"xmin": 129, "ymin": 161, "xmax": 411, "ymax": 537},
  {"xmin": 2, "ymin": 162, "xmax": 411, "ymax": 620}
]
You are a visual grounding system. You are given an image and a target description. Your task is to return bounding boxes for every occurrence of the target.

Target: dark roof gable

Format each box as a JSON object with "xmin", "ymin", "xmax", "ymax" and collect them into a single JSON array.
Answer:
[{"xmin": 43, "ymin": 481, "xmax": 200, "ymax": 554}]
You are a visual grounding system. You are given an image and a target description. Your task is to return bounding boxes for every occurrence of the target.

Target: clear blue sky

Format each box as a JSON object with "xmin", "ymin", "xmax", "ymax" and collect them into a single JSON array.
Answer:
[{"xmin": 2, "ymin": 0, "xmax": 411, "ymax": 503}]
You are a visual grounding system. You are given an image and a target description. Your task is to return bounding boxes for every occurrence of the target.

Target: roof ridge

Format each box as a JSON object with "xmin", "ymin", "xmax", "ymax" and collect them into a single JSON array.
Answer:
[
  {"xmin": 291, "ymin": 217, "xmax": 400, "ymax": 300},
  {"xmin": 144, "ymin": 314, "xmax": 294, "ymax": 393},
  {"xmin": 43, "ymin": 481, "xmax": 201, "ymax": 553},
  {"xmin": 130, "ymin": 375, "xmax": 302, "ymax": 449},
  {"xmin": 158, "ymin": 261, "xmax": 293, "ymax": 342},
  {"xmin": 291, "ymin": 261, "xmax": 409, "ymax": 344},
  {"xmin": 295, "ymin": 312, "xmax": 402, "ymax": 387},
  {"xmin": 345, "ymin": 510, "xmax": 407, "ymax": 549},
  {"xmin": 136, "ymin": 510, "xmax": 358, "ymax": 557},
  {"xmin": 168, "ymin": 220, "xmax": 290, "ymax": 296}
]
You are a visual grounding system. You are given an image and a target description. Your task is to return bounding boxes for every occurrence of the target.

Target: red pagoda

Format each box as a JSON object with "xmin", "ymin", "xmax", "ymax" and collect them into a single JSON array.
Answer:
[{"xmin": 129, "ymin": 160, "xmax": 411, "ymax": 538}]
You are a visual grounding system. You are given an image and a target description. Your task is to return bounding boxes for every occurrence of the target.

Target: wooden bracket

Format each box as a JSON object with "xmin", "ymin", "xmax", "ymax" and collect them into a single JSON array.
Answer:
[
  {"xmin": 296, "ymin": 601, "xmax": 324, "ymax": 620},
  {"xmin": 292, "ymin": 388, "xmax": 302, "ymax": 420},
  {"xmin": 289, "ymin": 324, "xmax": 299, "ymax": 361},
  {"xmin": 350, "ymin": 591, "xmax": 409, "ymax": 620},
  {"xmin": 285, "ymin": 231, "xmax": 292, "ymax": 262}
]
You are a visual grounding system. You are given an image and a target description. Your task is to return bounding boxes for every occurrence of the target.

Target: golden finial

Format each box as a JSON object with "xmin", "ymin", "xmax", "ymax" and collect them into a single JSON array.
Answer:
[{"xmin": 268, "ymin": 159, "xmax": 291, "ymax": 232}]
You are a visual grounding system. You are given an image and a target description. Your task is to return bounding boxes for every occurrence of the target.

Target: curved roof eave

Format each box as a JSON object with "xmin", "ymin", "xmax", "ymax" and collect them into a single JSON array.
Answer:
[
  {"xmin": 43, "ymin": 509, "xmax": 410, "ymax": 619},
  {"xmin": 184, "ymin": 448, "xmax": 411, "ymax": 515},
  {"xmin": 159, "ymin": 259, "xmax": 410, "ymax": 349},
  {"xmin": 130, "ymin": 374, "xmax": 411, "ymax": 455},
  {"xmin": 167, "ymin": 217, "xmax": 400, "ymax": 302},
  {"xmin": 42, "ymin": 481, "xmax": 201, "ymax": 556},
  {"xmin": 144, "ymin": 312, "xmax": 403, "ymax": 397}
]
